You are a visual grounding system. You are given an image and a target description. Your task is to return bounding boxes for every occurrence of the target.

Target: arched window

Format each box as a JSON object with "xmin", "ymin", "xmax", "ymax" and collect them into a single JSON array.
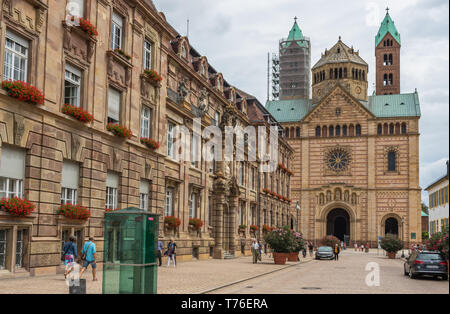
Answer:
[
  {"xmin": 290, "ymin": 127, "xmax": 295, "ymax": 138},
  {"xmin": 384, "ymin": 54, "xmax": 388, "ymax": 66},
  {"xmin": 377, "ymin": 124, "xmax": 383, "ymax": 135},
  {"xmin": 344, "ymin": 68, "xmax": 347, "ymax": 78},
  {"xmin": 362, "ymin": 71, "xmax": 365, "ymax": 81},
  {"xmin": 339, "ymin": 68, "xmax": 343, "ymax": 79},
  {"xmin": 401, "ymin": 123, "xmax": 407, "ymax": 134},
  {"xmin": 395, "ymin": 123, "xmax": 400, "ymax": 135},
  {"xmin": 349, "ymin": 124, "xmax": 355, "ymax": 136},
  {"xmin": 352, "ymin": 68, "xmax": 355, "ymax": 79},
  {"xmin": 336, "ymin": 125, "xmax": 341, "ymax": 136},
  {"xmin": 388, "ymin": 151, "xmax": 397, "ymax": 171},
  {"xmin": 389, "ymin": 54, "xmax": 393, "ymax": 65},
  {"xmin": 389, "ymin": 123, "xmax": 394, "ymax": 135},
  {"xmin": 316, "ymin": 126, "xmax": 321, "ymax": 137},
  {"xmin": 388, "ymin": 74, "xmax": 393, "ymax": 85},
  {"xmin": 330, "ymin": 69, "xmax": 333, "ymax": 79},
  {"xmin": 358, "ymin": 70, "xmax": 362, "ymax": 80},
  {"xmin": 343, "ymin": 125, "xmax": 348, "ymax": 136},
  {"xmin": 384, "ymin": 123, "xmax": 389, "ymax": 135},
  {"xmin": 296, "ymin": 127, "xmax": 301, "ymax": 138},
  {"xmin": 329, "ymin": 126, "xmax": 334, "ymax": 137},
  {"xmin": 322, "ymin": 126, "xmax": 328, "ymax": 137},
  {"xmin": 334, "ymin": 68, "xmax": 338, "ymax": 79},
  {"xmin": 285, "ymin": 128, "xmax": 290, "ymax": 138},
  {"xmin": 384, "ymin": 74, "xmax": 388, "ymax": 86},
  {"xmin": 356, "ymin": 124, "xmax": 361, "ymax": 136}
]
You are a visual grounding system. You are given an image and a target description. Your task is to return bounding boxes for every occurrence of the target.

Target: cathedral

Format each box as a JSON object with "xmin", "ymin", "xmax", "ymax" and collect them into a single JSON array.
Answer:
[{"xmin": 267, "ymin": 10, "xmax": 422, "ymax": 247}]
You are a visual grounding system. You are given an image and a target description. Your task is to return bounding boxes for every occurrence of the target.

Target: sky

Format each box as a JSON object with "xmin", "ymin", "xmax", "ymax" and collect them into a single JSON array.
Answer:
[{"xmin": 153, "ymin": 0, "xmax": 449, "ymax": 205}]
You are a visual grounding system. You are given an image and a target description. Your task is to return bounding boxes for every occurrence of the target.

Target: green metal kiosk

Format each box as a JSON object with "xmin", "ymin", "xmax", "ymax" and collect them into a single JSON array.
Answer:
[{"xmin": 102, "ymin": 208, "xmax": 159, "ymax": 294}]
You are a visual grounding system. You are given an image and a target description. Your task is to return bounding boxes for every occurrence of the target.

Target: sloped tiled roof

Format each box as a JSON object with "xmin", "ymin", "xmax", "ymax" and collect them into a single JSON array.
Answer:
[
  {"xmin": 265, "ymin": 99, "xmax": 313, "ymax": 122},
  {"xmin": 312, "ymin": 39, "xmax": 367, "ymax": 70}
]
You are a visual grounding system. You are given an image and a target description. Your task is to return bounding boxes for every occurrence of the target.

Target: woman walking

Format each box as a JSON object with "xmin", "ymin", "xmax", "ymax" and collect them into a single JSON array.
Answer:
[
  {"xmin": 62, "ymin": 235, "xmax": 77, "ymax": 279},
  {"xmin": 167, "ymin": 239, "xmax": 177, "ymax": 267},
  {"xmin": 334, "ymin": 244, "xmax": 340, "ymax": 261}
]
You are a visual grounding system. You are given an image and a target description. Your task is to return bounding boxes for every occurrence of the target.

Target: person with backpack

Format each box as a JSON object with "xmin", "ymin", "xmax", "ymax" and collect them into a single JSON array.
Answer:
[
  {"xmin": 167, "ymin": 239, "xmax": 177, "ymax": 267},
  {"xmin": 79, "ymin": 237, "xmax": 97, "ymax": 281},
  {"xmin": 308, "ymin": 242, "xmax": 314, "ymax": 257},
  {"xmin": 334, "ymin": 244, "xmax": 340, "ymax": 261},
  {"xmin": 62, "ymin": 235, "xmax": 77, "ymax": 279}
]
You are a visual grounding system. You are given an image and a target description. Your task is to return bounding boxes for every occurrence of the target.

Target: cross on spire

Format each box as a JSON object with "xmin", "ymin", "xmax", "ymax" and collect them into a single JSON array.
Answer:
[
  {"xmin": 294, "ymin": 16, "xmax": 298, "ymax": 23},
  {"xmin": 386, "ymin": 7, "xmax": 390, "ymax": 14}
]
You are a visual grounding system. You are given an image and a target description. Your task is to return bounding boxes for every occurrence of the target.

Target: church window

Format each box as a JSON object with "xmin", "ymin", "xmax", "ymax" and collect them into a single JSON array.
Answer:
[
  {"xmin": 388, "ymin": 74, "xmax": 393, "ymax": 85},
  {"xmin": 285, "ymin": 128, "xmax": 290, "ymax": 138},
  {"xmin": 384, "ymin": 123, "xmax": 389, "ymax": 135},
  {"xmin": 329, "ymin": 69, "xmax": 333, "ymax": 79},
  {"xmin": 344, "ymin": 68, "xmax": 347, "ymax": 78},
  {"xmin": 384, "ymin": 54, "xmax": 388, "ymax": 66},
  {"xmin": 356, "ymin": 124, "xmax": 361, "ymax": 136},
  {"xmin": 322, "ymin": 126, "xmax": 328, "ymax": 137},
  {"xmin": 352, "ymin": 68, "xmax": 355, "ymax": 79},
  {"xmin": 336, "ymin": 125, "xmax": 341, "ymax": 136},
  {"xmin": 349, "ymin": 124, "xmax": 354, "ymax": 136},
  {"xmin": 388, "ymin": 151, "xmax": 397, "ymax": 172},
  {"xmin": 329, "ymin": 126, "xmax": 334, "ymax": 137},
  {"xmin": 316, "ymin": 126, "xmax": 321, "ymax": 137},
  {"xmin": 339, "ymin": 68, "xmax": 342, "ymax": 79},
  {"xmin": 362, "ymin": 71, "xmax": 365, "ymax": 80},
  {"xmin": 389, "ymin": 123, "xmax": 394, "ymax": 135},
  {"xmin": 401, "ymin": 123, "xmax": 407, "ymax": 134},
  {"xmin": 395, "ymin": 123, "xmax": 400, "ymax": 134},
  {"xmin": 343, "ymin": 125, "xmax": 348, "ymax": 136},
  {"xmin": 334, "ymin": 68, "xmax": 338, "ymax": 79},
  {"xmin": 296, "ymin": 127, "xmax": 300, "ymax": 138},
  {"xmin": 384, "ymin": 74, "xmax": 388, "ymax": 86},
  {"xmin": 389, "ymin": 54, "xmax": 393, "ymax": 65},
  {"xmin": 377, "ymin": 124, "xmax": 383, "ymax": 135}
]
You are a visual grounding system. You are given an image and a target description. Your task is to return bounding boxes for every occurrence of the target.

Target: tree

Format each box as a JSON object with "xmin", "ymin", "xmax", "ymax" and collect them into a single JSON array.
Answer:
[{"xmin": 421, "ymin": 203, "xmax": 429, "ymax": 215}]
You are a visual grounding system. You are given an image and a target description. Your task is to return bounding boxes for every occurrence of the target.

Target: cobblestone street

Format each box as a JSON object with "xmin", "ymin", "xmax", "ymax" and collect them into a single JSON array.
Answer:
[
  {"xmin": 0, "ymin": 254, "xmax": 311, "ymax": 294},
  {"xmin": 210, "ymin": 250, "xmax": 450, "ymax": 294}
]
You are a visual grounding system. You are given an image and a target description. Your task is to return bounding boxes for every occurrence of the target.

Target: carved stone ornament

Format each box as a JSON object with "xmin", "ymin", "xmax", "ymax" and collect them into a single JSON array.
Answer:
[
  {"xmin": 197, "ymin": 88, "xmax": 209, "ymax": 116},
  {"xmin": 14, "ymin": 115, "xmax": 25, "ymax": 146},
  {"xmin": 177, "ymin": 78, "xmax": 190, "ymax": 103},
  {"xmin": 71, "ymin": 134, "xmax": 81, "ymax": 159}
]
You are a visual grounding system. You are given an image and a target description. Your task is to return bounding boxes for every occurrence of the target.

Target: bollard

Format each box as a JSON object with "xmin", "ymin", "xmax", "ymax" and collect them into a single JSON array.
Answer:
[{"xmin": 69, "ymin": 278, "xmax": 86, "ymax": 294}]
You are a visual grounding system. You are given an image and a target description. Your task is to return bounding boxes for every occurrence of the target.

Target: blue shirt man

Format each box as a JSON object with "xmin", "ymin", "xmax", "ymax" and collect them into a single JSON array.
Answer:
[{"xmin": 80, "ymin": 237, "xmax": 98, "ymax": 281}]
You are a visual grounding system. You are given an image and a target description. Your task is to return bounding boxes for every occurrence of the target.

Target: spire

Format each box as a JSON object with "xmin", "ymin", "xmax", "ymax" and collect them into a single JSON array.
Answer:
[
  {"xmin": 287, "ymin": 17, "xmax": 304, "ymax": 41},
  {"xmin": 375, "ymin": 8, "xmax": 401, "ymax": 47}
]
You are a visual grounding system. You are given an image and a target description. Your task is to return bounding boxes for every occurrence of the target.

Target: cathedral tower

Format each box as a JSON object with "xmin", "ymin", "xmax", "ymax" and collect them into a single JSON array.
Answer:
[
  {"xmin": 312, "ymin": 37, "xmax": 368, "ymax": 103},
  {"xmin": 279, "ymin": 17, "xmax": 311, "ymax": 100},
  {"xmin": 375, "ymin": 8, "xmax": 401, "ymax": 95}
]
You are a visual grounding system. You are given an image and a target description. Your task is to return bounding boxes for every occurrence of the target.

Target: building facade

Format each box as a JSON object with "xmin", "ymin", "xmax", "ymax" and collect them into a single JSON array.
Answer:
[
  {"xmin": 267, "ymin": 12, "xmax": 422, "ymax": 247},
  {"xmin": 0, "ymin": 0, "xmax": 292, "ymax": 276},
  {"xmin": 425, "ymin": 164, "xmax": 449, "ymax": 235}
]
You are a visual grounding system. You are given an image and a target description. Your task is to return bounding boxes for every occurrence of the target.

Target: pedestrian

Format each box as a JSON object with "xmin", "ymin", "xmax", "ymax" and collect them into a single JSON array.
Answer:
[
  {"xmin": 308, "ymin": 241, "xmax": 314, "ymax": 257},
  {"xmin": 251, "ymin": 240, "xmax": 259, "ymax": 264},
  {"xmin": 167, "ymin": 238, "xmax": 177, "ymax": 267},
  {"xmin": 334, "ymin": 244, "xmax": 340, "ymax": 261},
  {"xmin": 354, "ymin": 243, "xmax": 358, "ymax": 251},
  {"xmin": 62, "ymin": 235, "xmax": 77, "ymax": 279},
  {"xmin": 157, "ymin": 238, "xmax": 163, "ymax": 266},
  {"xmin": 361, "ymin": 244, "xmax": 364, "ymax": 252},
  {"xmin": 79, "ymin": 237, "xmax": 97, "ymax": 281}
]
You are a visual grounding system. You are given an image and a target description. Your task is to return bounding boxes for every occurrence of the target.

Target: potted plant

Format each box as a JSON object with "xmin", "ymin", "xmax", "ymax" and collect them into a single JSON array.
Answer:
[
  {"xmin": 0, "ymin": 197, "xmax": 35, "ymax": 217},
  {"xmin": 140, "ymin": 137, "xmax": 160, "ymax": 150},
  {"xmin": 250, "ymin": 225, "xmax": 259, "ymax": 234},
  {"xmin": 189, "ymin": 218, "xmax": 204, "ymax": 232},
  {"xmin": 2, "ymin": 80, "xmax": 45, "ymax": 105},
  {"xmin": 114, "ymin": 48, "xmax": 131, "ymax": 61},
  {"xmin": 288, "ymin": 232, "xmax": 305, "ymax": 262},
  {"xmin": 62, "ymin": 104, "xmax": 94, "ymax": 123},
  {"xmin": 107, "ymin": 123, "xmax": 133, "ymax": 139},
  {"xmin": 380, "ymin": 234, "xmax": 404, "ymax": 259},
  {"xmin": 143, "ymin": 69, "xmax": 163, "ymax": 87},
  {"xmin": 321, "ymin": 235, "xmax": 340, "ymax": 248},
  {"xmin": 164, "ymin": 216, "xmax": 181, "ymax": 234},
  {"xmin": 58, "ymin": 203, "xmax": 91, "ymax": 220},
  {"xmin": 263, "ymin": 226, "xmax": 296, "ymax": 265}
]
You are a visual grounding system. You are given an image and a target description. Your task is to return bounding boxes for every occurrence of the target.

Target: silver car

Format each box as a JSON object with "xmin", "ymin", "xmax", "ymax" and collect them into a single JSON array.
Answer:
[{"xmin": 315, "ymin": 246, "xmax": 334, "ymax": 260}]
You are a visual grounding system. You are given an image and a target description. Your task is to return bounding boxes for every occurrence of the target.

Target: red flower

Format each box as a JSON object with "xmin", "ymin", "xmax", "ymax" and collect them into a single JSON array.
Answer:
[
  {"xmin": 107, "ymin": 123, "xmax": 133, "ymax": 139},
  {"xmin": 79, "ymin": 18, "xmax": 98, "ymax": 37},
  {"xmin": 62, "ymin": 104, "xmax": 94, "ymax": 123},
  {"xmin": 58, "ymin": 203, "xmax": 91, "ymax": 220},
  {"xmin": 0, "ymin": 197, "xmax": 36, "ymax": 217},
  {"xmin": 140, "ymin": 137, "xmax": 160, "ymax": 150},
  {"xmin": 2, "ymin": 80, "xmax": 44, "ymax": 105}
]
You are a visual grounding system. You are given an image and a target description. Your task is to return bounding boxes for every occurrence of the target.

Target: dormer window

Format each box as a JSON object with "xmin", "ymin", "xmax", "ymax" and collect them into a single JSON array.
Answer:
[
  {"xmin": 201, "ymin": 63, "xmax": 206, "ymax": 76},
  {"xmin": 181, "ymin": 45, "xmax": 187, "ymax": 58}
]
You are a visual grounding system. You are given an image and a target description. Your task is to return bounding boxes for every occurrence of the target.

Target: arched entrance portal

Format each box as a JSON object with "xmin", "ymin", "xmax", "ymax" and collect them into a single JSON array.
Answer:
[
  {"xmin": 326, "ymin": 209, "xmax": 350, "ymax": 241},
  {"xmin": 385, "ymin": 218, "xmax": 399, "ymax": 237}
]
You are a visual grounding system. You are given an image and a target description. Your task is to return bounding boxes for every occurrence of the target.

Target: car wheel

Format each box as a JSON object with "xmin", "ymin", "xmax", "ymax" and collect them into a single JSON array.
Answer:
[{"xmin": 409, "ymin": 269, "xmax": 416, "ymax": 279}]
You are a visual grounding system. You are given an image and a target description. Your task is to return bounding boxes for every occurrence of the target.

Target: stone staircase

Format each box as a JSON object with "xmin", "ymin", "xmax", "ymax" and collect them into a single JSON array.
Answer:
[{"xmin": 224, "ymin": 251, "xmax": 236, "ymax": 259}]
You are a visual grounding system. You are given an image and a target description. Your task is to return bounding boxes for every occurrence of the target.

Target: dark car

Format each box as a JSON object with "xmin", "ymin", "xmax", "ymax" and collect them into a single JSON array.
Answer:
[
  {"xmin": 315, "ymin": 246, "xmax": 334, "ymax": 260},
  {"xmin": 404, "ymin": 251, "xmax": 448, "ymax": 280}
]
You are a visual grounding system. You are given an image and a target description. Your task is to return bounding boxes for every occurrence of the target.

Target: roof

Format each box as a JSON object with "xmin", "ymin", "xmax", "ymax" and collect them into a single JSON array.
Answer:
[
  {"xmin": 366, "ymin": 92, "xmax": 421, "ymax": 118},
  {"xmin": 266, "ymin": 91, "xmax": 421, "ymax": 123},
  {"xmin": 376, "ymin": 11, "xmax": 401, "ymax": 47},
  {"xmin": 425, "ymin": 173, "xmax": 449, "ymax": 191},
  {"xmin": 312, "ymin": 39, "xmax": 367, "ymax": 70},
  {"xmin": 281, "ymin": 21, "xmax": 309, "ymax": 50},
  {"xmin": 265, "ymin": 99, "xmax": 313, "ymax": 122},
  {"xmin": 421, "ymin": 211, "xmax": 429, "ymax": 217}
]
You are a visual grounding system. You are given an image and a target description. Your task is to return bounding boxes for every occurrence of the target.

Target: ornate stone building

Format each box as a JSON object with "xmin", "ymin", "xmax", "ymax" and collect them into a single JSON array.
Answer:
[
  {"xmin": 267, "ymin": 12, "xmax": 422, "ymax": 247},
  {"xmin": 0, "ymin": 0, "xmax": 292, "ymax": 276}
]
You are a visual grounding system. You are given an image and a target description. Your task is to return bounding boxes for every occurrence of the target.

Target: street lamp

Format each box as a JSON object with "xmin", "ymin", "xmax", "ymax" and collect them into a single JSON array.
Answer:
[{"xmin": 401, "ymin": 217, "xmax": 405, "ymax": 258}]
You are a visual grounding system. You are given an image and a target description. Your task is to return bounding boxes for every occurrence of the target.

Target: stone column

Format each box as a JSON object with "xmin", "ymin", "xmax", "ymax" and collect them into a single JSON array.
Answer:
[
  {"xmin": 229, "ymin": 196, "xmax": 239, "ymax": 255},
  {"xmin": 213, "ymin": 192, "xmax": 225, "ymax": 259}
]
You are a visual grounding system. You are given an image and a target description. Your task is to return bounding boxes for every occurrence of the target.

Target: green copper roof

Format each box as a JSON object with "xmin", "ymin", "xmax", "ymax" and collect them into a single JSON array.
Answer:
[
  {"xmin": 421, "ymin": 211, "xmax": 429, "ymax": 217},
  {"xmin": 266, "ymin": 92, "xmax": 421, "ymax": 123},
  {"xmin": 265, "ymin": 99, "xmax": 313, "ymax": 122},
  {"xmin": 288, "ymin": 21, "xmax": 304, "ymax": 41},
  {"xmin": 376, "ymin": 12, "xmax": 401, "ymax": 47}
]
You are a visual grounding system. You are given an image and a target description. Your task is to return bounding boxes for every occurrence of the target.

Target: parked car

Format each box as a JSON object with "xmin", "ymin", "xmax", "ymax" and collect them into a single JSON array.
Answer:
[
  {"xmin": 404, "ymin": 250, "xmax": 448, "ymax": 280},
  {"xmin": 315, "ymin": 246, "xmax": 334, "ymax": 260}
]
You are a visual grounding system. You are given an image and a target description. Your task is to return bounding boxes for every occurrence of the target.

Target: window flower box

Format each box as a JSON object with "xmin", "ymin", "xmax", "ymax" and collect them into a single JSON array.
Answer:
[
  {"xmin": 78, "ymin": 18, "xmax": 98, "ymax": 37},
  {"xmin": 189, "ymin": 218, "xmax": 204, "ymax": 231},
  {"xmin": 0, "ymin": 197, "xmax": 35, "ymax": 217},
  {"xmin": 1, "ymin": 80, "xmax": 44, "ymax": 106},
  {"xmin": 143, "ymin": 69, "xmax": 162, "ymax": 87},
  {"xmin": 250, "ymin": 225, "xmax": 259, "ymax": 234},
  {"xmin": 58, "ymin": 203, "xmax": 91, "ymax": 220},
  {"xmin": 164, "ymin": 216, "xmax": 181, "ymax": 230},
  {"xmin": 62, "ymin": 104, "xmax": 94, "ymax": 123},
  {"xmin": 263, "ymin": 188, "xmax": 271, "ymax": 194},
  {"xmin": 140, "ymin": 137, "xmax": 160, "ymax": 150},
  {"xmin": 262, "ymin": 224, "xmax": 274, "ymax": 233},
  {"xmin": 114, "ymin": 48, "xmax": 131, "ymax": 61},
  {"xmin": 107, "ymin": 123, "xmax": 133, "ymax": 139}
]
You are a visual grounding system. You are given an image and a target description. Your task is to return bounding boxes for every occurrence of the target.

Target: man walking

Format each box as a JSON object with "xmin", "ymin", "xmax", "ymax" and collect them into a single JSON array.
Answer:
[
  {"xmin": 157, "ymin": 238, "xmax": 163, "ymax": 266},
  {"xmin": 167, "ymin": 239, "xmax": 177, "ymax": 267},
  {"xmin": 251, "ymin": 240, "xmax": 259, "ymax": 264},
  {"xmin": 79, "ymin": 237, "xmax": 97, "ymax": 281},
  {"xmin": 334, "ymin": 244, "xmax": 340, "ymax": 261}
]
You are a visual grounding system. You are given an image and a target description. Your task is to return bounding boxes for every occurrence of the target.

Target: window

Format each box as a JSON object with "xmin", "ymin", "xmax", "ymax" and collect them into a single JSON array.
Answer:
[
  {"xmin": 336, "ymin": 125, "xmax": 341, "ymax": 136},
  {"xmin": 401, "ymin": 123, "xmax": 407, "ymax": 134},
  {"xmin": 0, "ymin": 147, "xmax": 25, "ymax": 199},
  {"xmin": 201, "ymin": 63, "xmax": 206, "ymax": 76},
  {"xmin": 111, "ymin": 12, "xmax": 123, "ymax": 50},
  {"xmin": 140, "ymin": 180, "xmax": 150, "ymax": 211},
  {"xmin": 106, "ymin": 172, "xmax": 119, "ymax": 210},
  {"xmin": 329, "ymin": 126, "xmax": 334, "ymax": 137},
  {"xmin": 316, "ymin": 126, "xmax": 321, "ymax": 137},
  {"xmin": 296, "ymin": 127, "xmax": 300, "ymax": 137},
  {"xmin": 167, "ymin": 122, "xmax": 175, "ymax": 158},
  {"xmin": 356, "ymin": 124, "xmax": 361, "ymax": 136},
  {"xmin": 239, "ymin": 162, "xmax": 244, "ymax": 185},
  {"xmin": 108, "ymin": 88, "xmax": 121, "ymax": 124},
  {"xmin": 4, "ymin": 31, "xmax": 29, "ymax": 82},
  {"xmin": 144, "ymin": 39, "xmax": 153, "ymax": 70},
  {"xmin": 377, "ymin": 124, "xmax": 383, "ymax": 135},
  {"xmin": 189, "ymin": 193, "xmax": 196, "ymax": 218},
  {"xmin": 250, "ymin": 167, "xmax": 255, "ymax": 190},
  {"xmin": 140, "ymin": 106, "xmax": 151, "ymax": 138},
  {"xmin": 15, "ymin": 229, "xmax": 25, "ymax": 268},
  {"xmin": 0, "ymin": 230, "xmax": 7, "ymax": 270},
  {"xmin": 388, "ymin": 151, "xmax": 396, "ymax": 172},
  {"xmin": 61, "ymin": 161, "xmax": 79, "ymax": 205},
  {"xmin": 165, "ymin": 187, "xmax": 174, "ymax": 216},
  {"xmin": 191, "ymin": 135, "xmax": 199, "ymax": 167},
  {"xmin": 64, "ymin": 64, "xmax": 82, "ymax": 107},
  {"xmin": 216, "ymin": 78, "xmax": 221, "ymax": 90}
]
